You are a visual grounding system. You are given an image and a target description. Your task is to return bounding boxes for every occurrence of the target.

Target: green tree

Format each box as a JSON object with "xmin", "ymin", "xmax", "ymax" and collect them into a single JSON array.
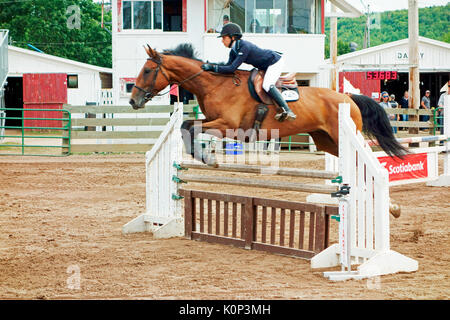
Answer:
[
  {"xmin": 0, "ymin": 0, "xmax": 112, "ymax": 68},
  {"xmin": 323, "ymin": 4, "xmax": 449, "ymax": 58}
]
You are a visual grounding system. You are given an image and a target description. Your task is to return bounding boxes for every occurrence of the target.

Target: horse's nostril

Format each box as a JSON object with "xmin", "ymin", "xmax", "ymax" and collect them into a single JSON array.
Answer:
[{"xmin": 129, "ymin": 99, "xmax": 135, "ymax": 106}]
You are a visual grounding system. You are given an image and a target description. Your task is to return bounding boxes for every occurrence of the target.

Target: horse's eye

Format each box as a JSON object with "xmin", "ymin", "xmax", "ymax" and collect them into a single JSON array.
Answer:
[{"xmin": 144, "ymin": 68, "xmax": 151, "ymax": 74}]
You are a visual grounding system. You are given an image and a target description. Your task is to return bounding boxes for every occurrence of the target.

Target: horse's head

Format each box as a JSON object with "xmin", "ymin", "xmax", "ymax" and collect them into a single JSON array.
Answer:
[{"xmin": 129, "ymin": 45, "xmax": 171, "ymax": 110}]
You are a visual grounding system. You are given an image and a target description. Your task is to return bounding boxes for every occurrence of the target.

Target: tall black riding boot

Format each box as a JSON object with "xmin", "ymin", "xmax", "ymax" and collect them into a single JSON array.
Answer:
[{"xmin": 267, "ymin": 85, "xmax": 297, "ymax": 121}]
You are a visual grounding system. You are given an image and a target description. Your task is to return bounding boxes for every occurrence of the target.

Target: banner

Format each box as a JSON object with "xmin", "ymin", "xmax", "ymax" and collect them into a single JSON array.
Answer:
[{"xmin": 378, "ymin": 153, "xmax": 428, "ymax": 182}]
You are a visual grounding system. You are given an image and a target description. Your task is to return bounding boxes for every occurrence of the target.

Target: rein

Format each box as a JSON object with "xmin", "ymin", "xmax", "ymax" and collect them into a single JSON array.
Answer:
[{"xmin": 134, "ymin": 55, "xmax": 242, "ymax": 102}]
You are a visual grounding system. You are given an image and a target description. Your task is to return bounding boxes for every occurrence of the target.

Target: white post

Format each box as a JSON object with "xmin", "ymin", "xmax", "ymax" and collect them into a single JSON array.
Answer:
[
  {"xmin": 408, "ymin": 0, "xmax": 420, "ymax": 136},
  {"xmin": 428, "ymin": 94, "xmax": 450, "ymax": 186},
  {"xmin": 122, "ymin": 102, "xmax": 185, "ymax": 237},
  {"xmin": 311, "ymin": 103, "xmax": 418, "ymax": 281},
  {"xmin": 330, "ymin": 4, "xmax": 338, "ymax": 92}
]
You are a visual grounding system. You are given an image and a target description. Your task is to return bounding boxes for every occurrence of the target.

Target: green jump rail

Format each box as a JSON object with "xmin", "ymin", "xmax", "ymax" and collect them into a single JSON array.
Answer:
[{"xmin": 0, "ymin": 107, "xmax": 71, "ymax": 157}]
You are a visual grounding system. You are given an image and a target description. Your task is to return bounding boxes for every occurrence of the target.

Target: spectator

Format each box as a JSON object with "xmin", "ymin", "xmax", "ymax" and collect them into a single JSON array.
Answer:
[
  {"xmin": 380, "ymin": 91, "xmax": 397, "ymax": 134},
  {"xmin": 420, "ymin": 90, "xmax": 431, "ymax": 130},
  {"xmin": 389, "ymin": 94, "xmax": 399, "ymax": 131},
  {"xmin": 249, "ymin": 18, "xmax": 262, "ymax": 33},
  {"xmin": 273, "ymin": 15, "xmax": 287, "ymax": 34},
  {"xmin": 215, "ymin": 15, "xmax": 230, "ymax": 33},
  {"xmin": 437, "ymin": 80, "xmax": 449, "ymax": 136},
  {"xmin": 399, "ymin": 90, "xmax": 409, "ymax": 126},
  {"xmin": 389, "ymin": 94, "xmax": 398, "ymax": 108}
]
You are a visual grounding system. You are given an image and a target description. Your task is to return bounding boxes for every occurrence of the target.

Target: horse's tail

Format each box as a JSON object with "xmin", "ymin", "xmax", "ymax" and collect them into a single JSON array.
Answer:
[{"xmin": 349, "ymin": 94, "xmax": 408, "ymax": 158}]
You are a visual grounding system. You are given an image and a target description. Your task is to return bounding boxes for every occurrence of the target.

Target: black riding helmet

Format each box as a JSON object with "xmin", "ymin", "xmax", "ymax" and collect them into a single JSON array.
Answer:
[{"xmin": 218, "ymin": 23, "xmax": 243, "ymax": 39}]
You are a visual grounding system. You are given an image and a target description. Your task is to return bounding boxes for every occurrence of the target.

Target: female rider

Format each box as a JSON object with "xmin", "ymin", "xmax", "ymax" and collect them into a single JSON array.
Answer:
[{"xmin": 201, "ymin": 23, "xmax": 296, "ymax": 121}]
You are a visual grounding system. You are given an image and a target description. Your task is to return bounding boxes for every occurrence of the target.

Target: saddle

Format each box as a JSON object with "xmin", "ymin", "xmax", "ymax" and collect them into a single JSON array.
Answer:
[{"xmin": 248, "ymin": 69, "xmax": 300, "ymax": 105}]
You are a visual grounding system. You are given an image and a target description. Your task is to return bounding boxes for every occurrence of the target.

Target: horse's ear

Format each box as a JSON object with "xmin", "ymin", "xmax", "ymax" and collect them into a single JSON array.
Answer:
[{"xmin": 144, "ymin": 44, "xmax": 156, "ymax": 58}]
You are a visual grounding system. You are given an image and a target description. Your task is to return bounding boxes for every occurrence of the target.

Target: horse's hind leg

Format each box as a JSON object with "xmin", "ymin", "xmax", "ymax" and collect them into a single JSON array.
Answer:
[{"xmin": 309, "ymin": 131, "xmax": 338, "ymax": 157}]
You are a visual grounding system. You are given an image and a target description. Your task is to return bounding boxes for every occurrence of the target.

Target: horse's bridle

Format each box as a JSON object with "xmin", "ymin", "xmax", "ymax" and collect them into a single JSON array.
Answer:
[{"xmin": 134, "ymin": 55, "xmax": 204, "ymax": 102}]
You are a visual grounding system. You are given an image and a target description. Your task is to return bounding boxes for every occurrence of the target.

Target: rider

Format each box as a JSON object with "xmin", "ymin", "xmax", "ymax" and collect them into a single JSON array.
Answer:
[{"xmin": 201, "ymin": 23, "xmax": 297, "ymax": 121}]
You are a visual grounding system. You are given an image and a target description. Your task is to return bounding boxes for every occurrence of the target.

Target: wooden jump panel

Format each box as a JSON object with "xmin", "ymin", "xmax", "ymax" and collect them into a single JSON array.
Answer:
[{"xmin": 181, "ymin": 189, "xmax": 337, "ymax": 260}]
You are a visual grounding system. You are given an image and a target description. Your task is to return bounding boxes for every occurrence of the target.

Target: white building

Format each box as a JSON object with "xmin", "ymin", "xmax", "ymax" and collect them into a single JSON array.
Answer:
[
  {"xmin": 111, "ymin": 0, "xmax": 362, "ymax": 105},
  {"xmin": 5, "ymin": 45, "xmax": 112, "ymax": 107}
]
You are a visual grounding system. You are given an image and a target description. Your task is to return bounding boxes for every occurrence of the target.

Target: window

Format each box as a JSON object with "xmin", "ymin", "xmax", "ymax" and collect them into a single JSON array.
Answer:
[
  {"xmin": 120, "ymin": 78, "xmax": 137, "ymax": 97},
  {"xmin": 221, "ymin": 0, "xmax": 321, "ymax": 34},
  {"xmin": 123, "ymin": 0, "xmax": 183, "ymax": 31},
  {"xmin": 126, "ymin": 83, "xmax": 135, "ymax": 93},
  {"xmin": 123, "ymin": 0, "xmax": 162, "ymax": 30},
  {"xmin": 163, "ymin": 0, "xmax": 183, "ymax": 31},
  {"xmin": 297, "ymin": 79, "xmax": 310, "ymax": 86},
  {"xmin": 287, "ymin": 0, "xmax": 318, "ymax": 34},
  {"xmin": 67, "ymin": 75, "xmax": 78, "ymax": 89}
]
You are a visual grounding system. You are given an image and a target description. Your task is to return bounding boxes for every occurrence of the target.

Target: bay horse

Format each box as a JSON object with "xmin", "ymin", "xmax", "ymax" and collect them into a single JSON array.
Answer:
[{"xmin": 130, "ymin": 43, "xmax": 407, "ymax": 164}]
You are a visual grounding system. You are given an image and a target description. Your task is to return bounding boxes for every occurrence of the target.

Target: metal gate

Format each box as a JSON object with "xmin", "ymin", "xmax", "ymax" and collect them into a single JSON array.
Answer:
[{"xmin": 0, "ymin": 107, "xmax": 71, "ymax": 156}]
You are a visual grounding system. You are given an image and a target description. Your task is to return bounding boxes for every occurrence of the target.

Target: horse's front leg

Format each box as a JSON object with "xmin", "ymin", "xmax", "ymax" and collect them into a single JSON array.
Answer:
[
  {"xmin": 180, "ymin": 119, "xmax": 198, "ymax": 158},
  {"xmin": 185, "ymin": 118, "xmax": 234, "ymax": 166}
]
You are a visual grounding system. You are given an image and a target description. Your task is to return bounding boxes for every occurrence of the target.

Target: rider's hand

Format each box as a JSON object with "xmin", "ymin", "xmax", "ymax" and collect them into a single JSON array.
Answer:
[{"xmin": 201, "ymin": 63, "xmax": 218, "ymax": 72}]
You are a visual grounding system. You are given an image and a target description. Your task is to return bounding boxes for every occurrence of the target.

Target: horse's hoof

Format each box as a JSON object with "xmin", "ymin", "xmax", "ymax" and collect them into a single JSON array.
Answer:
[{"xmin": 204, "ymin": 153, "xmax": 218, "ymax": 168}]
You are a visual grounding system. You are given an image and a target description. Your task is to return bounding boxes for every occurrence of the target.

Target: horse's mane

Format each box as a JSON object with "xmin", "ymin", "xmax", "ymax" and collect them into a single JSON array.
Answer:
[
  {"xmin": 162, "ymin": 43, "xmax": 202, "ymax": 62},
  {"xmin": 161, "ymin": 42, "xmax": 251, "ymax": 77}
]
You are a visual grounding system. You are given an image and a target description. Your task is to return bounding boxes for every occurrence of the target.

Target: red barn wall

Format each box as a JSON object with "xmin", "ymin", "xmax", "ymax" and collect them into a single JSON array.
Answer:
[
  {"xmin": 339, "ymin": 71, "xmax": 380, "ymax": 99},
  {"xmin": 23, "ymin": 73, "xmax": 67, "ymax": 129}
]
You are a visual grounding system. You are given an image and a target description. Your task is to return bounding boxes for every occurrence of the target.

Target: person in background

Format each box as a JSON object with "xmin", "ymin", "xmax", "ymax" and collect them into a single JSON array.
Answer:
[
  {"xmin": 420, "ymin": 90, "xmax": 431, "ymax": 130},
  {"xmin": 215, "ymin": 15, "xmax": 230, "ymax": 33},
  {"xmin": 389, "ymin": 94, "xmax": 399, "ymax": 132},
  {"xmin": 273, "ymin": 15, "xmax": 287, "ymax": 34},
  {"xmin": 437, "ymin": 80, "xmax": 449, "ymax": 136},
  {"xmin": 249, "ymin": 18, "xmax": 262, "ymax": 33},
  {"xmin": 380, "ymin": 91, "xmax": 397, "ymax": 134},
  {"xmin": 389, "ymin": 94, "xmax": 398, "ymax": 108},
  {"xmin": 399, "ymin": 90, "xmax": 409, "ymax": 129}
]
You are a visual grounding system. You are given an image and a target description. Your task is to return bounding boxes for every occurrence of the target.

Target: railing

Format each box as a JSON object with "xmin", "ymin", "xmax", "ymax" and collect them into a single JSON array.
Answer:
[
  {"xmin": 433, "ymin": 107, "xmax": 444, "ymax": 136},
  {"xmin": 279, "ymin": 134, "xmax": 318, "ymax": 153},
  {"xmin": 0, "ymin": 108, "xmax": 71, "ymax": 156},
  {"xmin": 385, "ymin": 107, "xmax": 443, "ymax": 136},
  {"xmin": 0, "ymin": 29, "xmax": 8, "ymax": 91},
  {"xmin": 0, "ymin": 110, "xmax": 5, "ymax": 143},
  {"xmin": 65, "ymin": 103, "xmax": 199, "ymax": 153}
]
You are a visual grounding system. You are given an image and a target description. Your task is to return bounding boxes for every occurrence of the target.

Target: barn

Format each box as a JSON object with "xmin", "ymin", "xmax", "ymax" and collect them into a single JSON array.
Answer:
[
  {"xmin": 3, "ymin": 45, "xmax": 112, "ymax": 128},
  {"xmin": 330, "ymin": 36, "xmax": 450, "ymax": 106}
]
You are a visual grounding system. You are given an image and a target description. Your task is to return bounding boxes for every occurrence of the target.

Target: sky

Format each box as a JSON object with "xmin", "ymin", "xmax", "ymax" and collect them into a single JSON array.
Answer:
[{"xmin": 342, "ymin": 0, "xmax": 449, "ymax": 13}]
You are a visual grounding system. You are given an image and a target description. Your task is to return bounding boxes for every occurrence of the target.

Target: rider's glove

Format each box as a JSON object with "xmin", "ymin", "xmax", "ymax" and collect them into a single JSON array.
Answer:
[{"xmin": 201, "ymin": 63, "xmax": 218, "ymax": 73}]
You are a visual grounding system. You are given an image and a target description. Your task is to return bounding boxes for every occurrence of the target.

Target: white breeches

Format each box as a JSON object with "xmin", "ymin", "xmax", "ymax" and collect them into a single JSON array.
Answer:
[{"xmin": 262, "ymin": 56, "xmax": 285, "ymax": 92}]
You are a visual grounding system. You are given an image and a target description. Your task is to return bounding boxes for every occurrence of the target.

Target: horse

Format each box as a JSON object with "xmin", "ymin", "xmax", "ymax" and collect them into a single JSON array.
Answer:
[
  {"xmin": 130, "ymin": 44, "xmax": 407, "ymax": 165},
  {"xmin": 130, "ymin": 44, "xmax": 406, "ymax": 218}
]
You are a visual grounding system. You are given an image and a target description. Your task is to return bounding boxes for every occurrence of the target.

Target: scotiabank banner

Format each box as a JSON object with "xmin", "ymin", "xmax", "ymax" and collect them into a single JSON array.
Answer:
[{"xmin": 378, "ymin": 153, "xmax": 428, "ymax": 182}]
